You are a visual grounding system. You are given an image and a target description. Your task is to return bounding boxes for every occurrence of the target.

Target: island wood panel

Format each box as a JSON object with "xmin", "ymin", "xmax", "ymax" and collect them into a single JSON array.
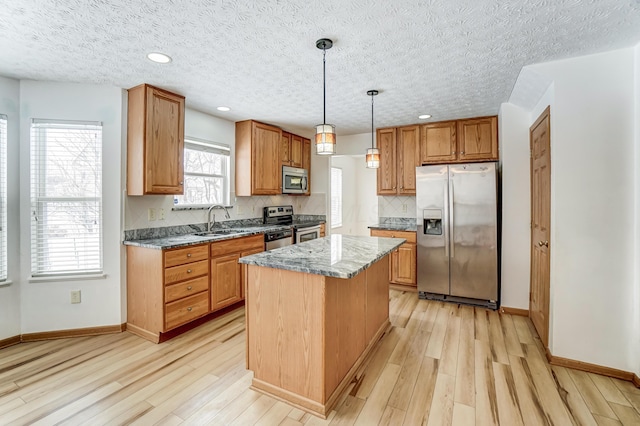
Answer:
[
  {"xmin": 246, "ymin": 266, "xmax": 325, "ymax": 403},
  {"xmin": 324, "ymin": 272, "xmax": 366, "ymax": 400},
  {"xmin": 245, "ymin": 255, "xmax": 392, "ymax": 418},
  {"xmin": 365, "ymin": 256, "xmax": 390, "ymax": 344}
]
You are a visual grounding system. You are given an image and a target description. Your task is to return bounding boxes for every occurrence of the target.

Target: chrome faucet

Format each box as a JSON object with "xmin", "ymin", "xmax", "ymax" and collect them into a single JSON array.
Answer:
[{"xmin": 207, "ymin": 204, "xmax": 231, "ymax": 231}]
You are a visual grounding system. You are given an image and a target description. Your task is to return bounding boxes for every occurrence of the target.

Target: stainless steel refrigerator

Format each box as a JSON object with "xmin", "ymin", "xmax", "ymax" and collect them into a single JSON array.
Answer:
[{"xmin": 416, "ymin": 162, "xmax": 498, "ymax": 309}]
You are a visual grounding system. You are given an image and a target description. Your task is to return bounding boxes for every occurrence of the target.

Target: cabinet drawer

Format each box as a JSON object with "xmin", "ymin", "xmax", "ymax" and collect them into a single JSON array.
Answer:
[
  {"xmin": 165, "ymin": 292, "xmax": 209, "ymax": 330},
  {"xmin": 370, "ymin": 229, "xmax": 416, "ymax": 243},
  {"xmin": 164, "ymin": 260, "xmax": 208, "ymax": 285},
  {"xmin": 210, "ymin": 234, "xmax": 264, "ymax": 257},
  {"xmin": 164, "ymin": 244, "xmax": 209, "ymax": 268},
  {"xmin": 165, "ymin": 275, "xmax": 208, "ymax": 303}
]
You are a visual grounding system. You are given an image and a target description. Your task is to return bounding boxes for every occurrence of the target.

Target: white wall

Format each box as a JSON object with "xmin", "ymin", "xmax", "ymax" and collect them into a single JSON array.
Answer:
[
  {"xmin": 19, "ymin": 81, "xmax": 125, "ymax": 333},
  {"xmin": 355, "ymin": 157, "xmax": 378, "ymax": 235},
  {"xmin": 634, "ymin": 43, "xmax": 640, "ymax": 378},
  {"xmin": 0, "ymin": 76, "xmax": 21, "ymax": 339},
  {"xmin": 504, "ymin": 48, "xmax": 637, "ymax": 372},
  {"xmin": 498, "ymin": 102, "xmax": 532, "ymax": 310}
]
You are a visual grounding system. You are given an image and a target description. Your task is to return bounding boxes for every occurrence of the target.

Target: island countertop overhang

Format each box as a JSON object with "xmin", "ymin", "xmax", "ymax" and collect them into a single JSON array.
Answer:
[{"xmin": 238, "ymin": 234, "xmax": 405, "ymax": 279}]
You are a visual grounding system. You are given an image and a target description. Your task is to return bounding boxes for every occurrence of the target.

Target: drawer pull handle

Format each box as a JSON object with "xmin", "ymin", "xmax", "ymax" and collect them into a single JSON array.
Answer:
[
  {"xmin": 187, "ymin": 307, "xmax": 192, "ymax": 312},
  {"xmin": 187, "ymin": 253, "xmax": 192, "ymax": 258},
  {"xmin": 187, "ymin": 286, "xmax": 192, "ymax": 290}
]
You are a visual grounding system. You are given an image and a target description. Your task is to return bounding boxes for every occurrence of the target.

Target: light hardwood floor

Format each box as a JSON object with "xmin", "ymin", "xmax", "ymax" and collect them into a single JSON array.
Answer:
[{"xmin": 1, "ymin": 290, "xmax": 639, "ymax": 425}]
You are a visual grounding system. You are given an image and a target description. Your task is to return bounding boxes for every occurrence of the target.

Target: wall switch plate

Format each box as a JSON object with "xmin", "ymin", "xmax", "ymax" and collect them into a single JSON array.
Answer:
[
  {"xmin": 158, "ymin": 208, "xmax": 165, "ymax": 220},
  {"xmin": 70, "ymin": 290, "xmax": 81, "ymax": 304},
  {"xmin": 148, "ymin": 208, "xmax": 156, "ymax": 221},
  {"xmin": 402, "ymin": 204, "xmax": 407, "ymax": 212}
]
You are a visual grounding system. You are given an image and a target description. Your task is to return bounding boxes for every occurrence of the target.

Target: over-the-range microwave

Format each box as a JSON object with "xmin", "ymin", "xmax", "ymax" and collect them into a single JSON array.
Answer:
[{"xmin": 282, "ymin": 166, "xmax": 308, "ymax": 194}]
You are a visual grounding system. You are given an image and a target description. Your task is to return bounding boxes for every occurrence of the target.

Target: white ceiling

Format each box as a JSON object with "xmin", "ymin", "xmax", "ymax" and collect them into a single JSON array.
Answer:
[{"xmin": 1, "ymin": 0, "xmax": 640, "ymax": 136}]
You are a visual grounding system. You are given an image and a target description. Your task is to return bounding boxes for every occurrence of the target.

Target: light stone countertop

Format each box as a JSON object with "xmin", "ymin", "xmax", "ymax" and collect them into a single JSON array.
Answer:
[{"xmin": 238, "ymin": 234, "xmax": 405, "ymax": 279}]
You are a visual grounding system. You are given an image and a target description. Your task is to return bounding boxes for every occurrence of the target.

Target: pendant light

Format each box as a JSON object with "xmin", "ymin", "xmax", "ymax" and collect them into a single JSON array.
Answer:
[
  {"xmin": 315, "ymin": 38, "xmax": 336, "ymax": 155},
  {"xmin": 365, "ymin": 90, "xmax": 380, "ymax": 168}
]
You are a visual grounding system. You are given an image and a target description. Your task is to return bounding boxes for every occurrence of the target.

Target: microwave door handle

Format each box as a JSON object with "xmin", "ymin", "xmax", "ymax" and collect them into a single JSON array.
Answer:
[{"xmin": 302, "ymin": 176, "xmax": 308, "ymax": 191}]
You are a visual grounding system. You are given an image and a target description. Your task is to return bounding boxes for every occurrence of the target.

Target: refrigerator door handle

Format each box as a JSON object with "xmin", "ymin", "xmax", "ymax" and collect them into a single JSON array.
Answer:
[
  {"xmin": 449, "ymin": 178, "xmax": 455, "ymax": 258},
  {"xmin": 443, "ymin": 187, "xmax": 449, "ymax": 257}
]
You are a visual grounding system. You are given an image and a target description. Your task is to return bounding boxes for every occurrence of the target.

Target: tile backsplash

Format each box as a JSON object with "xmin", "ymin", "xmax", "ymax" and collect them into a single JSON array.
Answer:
[
  {"xmin": 377, "ymin": 196, "xmax": 417, "ymax": 219},
  {"xmin": 124, "ymin": 192, "xmax": 326, "ymax": 231}
]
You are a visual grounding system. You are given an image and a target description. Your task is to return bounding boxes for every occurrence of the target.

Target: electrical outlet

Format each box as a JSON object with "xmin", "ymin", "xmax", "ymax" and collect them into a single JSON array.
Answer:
[
  {"xmin": 402, "ymin": 203, "xmax": 407, "ymax": 212},
  {"xmin": 158, "ymin": 208, "xmax": 165, "ymax": 220},
  {"xmin": 148, "ymin": 208, "xmax": 156, "ymax": 221},
  {"xmin": 70, "ymin": 290, "xmax": 81, "ymax": 304}
]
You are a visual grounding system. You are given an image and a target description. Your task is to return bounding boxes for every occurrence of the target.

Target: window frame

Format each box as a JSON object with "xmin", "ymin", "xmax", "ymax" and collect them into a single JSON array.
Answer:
[
  {"xmin": 331, "ymin": 166, "xmax": 343, "ymax": 229},
  {"xmin": 173, "ymin": 137, "xmax": 231, "ymax": 208},
  {"xmin": 30, "ymin": 119, "xmax": 103, "ymax": 277}
]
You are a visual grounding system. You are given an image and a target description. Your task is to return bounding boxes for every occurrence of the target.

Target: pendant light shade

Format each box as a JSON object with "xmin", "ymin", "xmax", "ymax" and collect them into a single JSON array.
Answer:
[
  {"xmin": 366, "ymin": 90, "xmax": 380, "ymax": 168},
  {"xmin": 315, "ymin": 38, "xmax": 336, "ymax": 155}
]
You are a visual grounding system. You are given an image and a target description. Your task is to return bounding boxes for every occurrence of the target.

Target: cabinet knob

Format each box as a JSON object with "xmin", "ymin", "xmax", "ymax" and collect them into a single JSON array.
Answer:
[
  {"xmin": 187, "ymin": 269, "xmax": 192, "ymax": 273},
  {"xmin": 187, "ymin": 253, "xmax": 192, "ymax": 258},
  {"xmin": 452, "ymin": 151, "xmax": 456, "ymax": 154},
  {"xmin": 460, "ymin": 151, "xmax": 464, "ymax": 155},
  {"xmin": 400, "ymin": 186, "xmax": 403, "ymax": 190},
  {"xmin": 187, "ymin": 286, "xmax": 192, "ymax": 290},
  {"xmin": 187, "ymin": 307, "xmax": 193, "ymax": 312}
]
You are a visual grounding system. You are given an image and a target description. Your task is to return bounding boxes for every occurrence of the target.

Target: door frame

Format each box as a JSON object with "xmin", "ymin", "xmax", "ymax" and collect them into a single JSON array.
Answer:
[{"xmin": 529, "ymin": 106, "xmax": 551, "ymax": 348}]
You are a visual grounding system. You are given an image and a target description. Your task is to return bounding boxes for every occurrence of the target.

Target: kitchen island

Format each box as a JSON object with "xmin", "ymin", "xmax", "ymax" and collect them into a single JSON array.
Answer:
[{"xmin": 238, "ymin": 234, "xmax": 405, "ymax": 418}]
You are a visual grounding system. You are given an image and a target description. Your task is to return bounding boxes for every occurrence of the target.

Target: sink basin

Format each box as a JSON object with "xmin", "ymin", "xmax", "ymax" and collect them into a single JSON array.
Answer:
[{"xmin": 192, "ymin": 229, "xmax": 242, "ymax": 237}]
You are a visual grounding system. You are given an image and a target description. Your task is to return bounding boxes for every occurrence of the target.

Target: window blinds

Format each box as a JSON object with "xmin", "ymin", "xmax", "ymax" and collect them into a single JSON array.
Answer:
[
  {"xmin": 0, "ymin": 115, "xmax": 6, "ymax": 281},
  {"xmin": 30, "ymin": 119, "xmax": 103, "ymax": 276},
  {"xmin": 331, "ymin": 167, "xmax": 342, "ymax": 228}
]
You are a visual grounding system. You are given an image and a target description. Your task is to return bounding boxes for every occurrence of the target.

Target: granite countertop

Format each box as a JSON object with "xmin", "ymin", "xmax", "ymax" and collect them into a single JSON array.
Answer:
[
  {"xmin": 368, "ymin": 223, "xmax": 417, "ymax": 232},
  {"xmin": 123, "ymin": 225, "xmax": 288, "ymax": 249},
  {"xmin": 238, "ymin": 234, "xmax": 405, "ymax": 279}
]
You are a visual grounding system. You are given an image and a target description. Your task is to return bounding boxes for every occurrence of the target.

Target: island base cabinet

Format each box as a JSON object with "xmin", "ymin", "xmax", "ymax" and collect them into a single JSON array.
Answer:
[{"xmin": 245, "ymin": 256, "xmax": 391, "ymax": 418}]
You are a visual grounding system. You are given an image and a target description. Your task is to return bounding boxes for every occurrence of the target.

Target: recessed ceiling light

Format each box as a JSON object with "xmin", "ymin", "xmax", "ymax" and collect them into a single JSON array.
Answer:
[
  {"xmin": 147, "ymin": 52, "xmax": 172, "ymax": 64},
  {"xmin": 216, "ymin": 106, "xmax": 231, "ymax": 112},
  {"xmin": 418, "ymin": 114, "xmax": 432, "ymax": 119}
]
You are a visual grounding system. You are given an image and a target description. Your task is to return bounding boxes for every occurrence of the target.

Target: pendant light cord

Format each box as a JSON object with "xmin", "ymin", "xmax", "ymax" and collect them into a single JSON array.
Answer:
[
  {"xmin": 322, "ymin": 45, "xmax": 327, "ymax": 125},
  {"xmin": 371, "ymin": 93, "xmax": 374, "ymax": 149}
]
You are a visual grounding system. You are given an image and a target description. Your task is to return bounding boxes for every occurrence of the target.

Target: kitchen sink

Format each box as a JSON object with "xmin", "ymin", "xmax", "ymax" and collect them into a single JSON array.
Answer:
[{"xmin": 192, "ymin": 229, "xmax": 243, "ymax": 237}]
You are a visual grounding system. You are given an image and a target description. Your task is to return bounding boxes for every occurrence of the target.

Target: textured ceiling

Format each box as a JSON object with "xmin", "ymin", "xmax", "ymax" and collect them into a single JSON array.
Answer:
[{"xmin": 1, "ymin": 0, "xmax": 640, "ymax": 136}]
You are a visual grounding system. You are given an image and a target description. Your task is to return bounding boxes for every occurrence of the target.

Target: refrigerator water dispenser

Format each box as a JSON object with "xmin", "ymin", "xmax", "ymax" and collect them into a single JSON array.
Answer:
[{"xmin": 423, "ymin": 209, "xmax": 442, "ymax": 235}]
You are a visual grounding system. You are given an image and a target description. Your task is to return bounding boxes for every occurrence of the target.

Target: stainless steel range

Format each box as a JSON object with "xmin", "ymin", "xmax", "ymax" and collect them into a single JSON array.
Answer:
[{"xmin": 263, "ymin": 205, "xmax": 322, "ymax": 248}]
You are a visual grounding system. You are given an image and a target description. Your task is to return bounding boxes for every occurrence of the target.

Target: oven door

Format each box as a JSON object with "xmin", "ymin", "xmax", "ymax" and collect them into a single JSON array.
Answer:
[{"xmin": 295, "ymin": 225, "xmax": 322, "ymax": 244}]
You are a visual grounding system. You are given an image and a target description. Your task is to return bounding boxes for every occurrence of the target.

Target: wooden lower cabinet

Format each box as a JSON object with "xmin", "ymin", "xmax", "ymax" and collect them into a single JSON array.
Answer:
[
  {"xmin": 319, "ymin": 223, "xmax": 326, "ymax": 237},
  {"xmin": 126, "ymin": 234, "xmax": 264, "ymax": 343},
  {"xmin": 370, "ymin": 229, "xmax": 417, "ymax": 288}
]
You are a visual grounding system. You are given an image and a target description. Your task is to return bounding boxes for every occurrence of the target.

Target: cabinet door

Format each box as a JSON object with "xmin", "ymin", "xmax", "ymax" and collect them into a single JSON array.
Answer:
[
  {"xmin": 211, "ymin": 253, "xmax": 242, "ymax": 311},
  {"xmin": 281, "ymin": 132, "xmax": 291, "ymax": 166},
  {"xmin": 302, "ymin": 138, "xmax": 311, "ymax": 195},
  {"xmin": 376, "ymin": 128, "xmax": 397, "ymax": 195},
  {"xmin": 290, "ymin": 134, "xmax": 304, "ymax": 168},
  {"xmin": 392, "ymin": 243, "xmax": 417, "ymax": 286},
  {"xmin": 457, "ymin": 116, "xmax": 498, "ymax": 162},
  {"xmin": 145, "ymin": 87, "xmax": 185, "ymax": 194},
  {"xmin": 397, "ymin": 125, "xmax": 420, "ymax": 194},
  {"xmin": 252, "ymin": 122, "xmax": 282, "ymax": 195},
  {"xmin": 420, "ymin": 121, "xmax": 457, "ymax": 164}
]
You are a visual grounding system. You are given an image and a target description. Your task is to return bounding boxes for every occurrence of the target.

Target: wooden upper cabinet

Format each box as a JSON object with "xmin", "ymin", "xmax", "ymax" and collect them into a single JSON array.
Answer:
[
  {"xmin": 281, "ymin": 132, "xmax": 291, "ymax": 165},
  {"xmin": 290, "ymin": 134, "xmax": 304, "ymax": 168},
  {"xmin": 421, "ymin": 121, "xmax": 457, "ymax": 164},
  {"xmin": 457, "ymin": 116, "xmax": 498, "ymax": 162},
  {"xmin": 302, "ymin": 138, "xmax": 311, "ymax": 195},
  {"xmin": 235, "ymin": 120, "xmax": 282, "ymax": 196},
  {"xmin": 127, "ymin": 84, "xmax": 185, "ymax": 195},
  {"xmin": 397, "ymin": 125, "xmax": 420, "ymax": 194},
  {"xmin": 376, "ymin": 128, "xmax": 397, "ymax": 195}
]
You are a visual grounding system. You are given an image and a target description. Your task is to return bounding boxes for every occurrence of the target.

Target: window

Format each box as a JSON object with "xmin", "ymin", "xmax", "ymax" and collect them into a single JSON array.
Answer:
[
  {"xmin": 30, "ymin": 119, "xmax": 102, "ymax": 276},
  {"xmin": 331, "ymin": 167, "xmax": 342, "ymax": 228},
  {"xmin": 174, "ymin": 138, "xmax": 230, "ymax": 207},
  {"xmin": 0, "ymin": 115, "xmax": 6, "ymax": 281}
]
